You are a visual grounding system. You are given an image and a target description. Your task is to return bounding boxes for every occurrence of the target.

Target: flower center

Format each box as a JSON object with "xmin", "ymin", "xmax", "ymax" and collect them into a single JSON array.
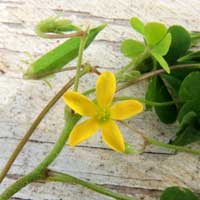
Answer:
[{"xmin": 96, "ymin": 107, "xmax": 110, "ymax": 124}]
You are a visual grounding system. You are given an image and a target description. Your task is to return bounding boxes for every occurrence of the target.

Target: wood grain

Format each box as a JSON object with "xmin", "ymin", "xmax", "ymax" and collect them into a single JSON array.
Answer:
[{"xmin": 0, "ymin": 0, "xmax": 200, "ymax": 199}]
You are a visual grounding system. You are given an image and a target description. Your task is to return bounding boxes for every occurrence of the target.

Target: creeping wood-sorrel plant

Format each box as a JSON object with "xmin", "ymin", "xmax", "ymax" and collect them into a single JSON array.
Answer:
[{"xmin": 0, "ymin": 16, "xmax": 200, "ymax": 200}]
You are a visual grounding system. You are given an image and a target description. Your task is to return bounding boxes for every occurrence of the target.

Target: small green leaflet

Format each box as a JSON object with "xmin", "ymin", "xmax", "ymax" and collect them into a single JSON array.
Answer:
[
  {"xmin": 160, "ymin": 187, "xmax": 199, "ymax": 200},
  {"xmin": 190, "ymin": 31, "xmax": 200, "ymax": 46},
  {"xmin": 145, "ymin": 76, "xmax": 178, "ymax": 124},
  {"xmin": 178, "ymin": 99, "xmax": 200, "ymax": 122},
  {"xmin": 120, "ymin": 39, "xmax": 145, "ymax": 58},
  {"xmin": 179, "ymin": 71, "xmax": 200, "ymax": 102},
  {"xmin": 178, "ymin": 50, "xmax": 200, "ymax": 62},
  {"xmin": 164, "ymin": 25, "xmax": 191, "ymax": 64},
  {"xmin": 130, "ymin": 17, "xmax": 144, "ymax": 34},
  {"xmin": 171, "ymin": 111, "xmax": 200, "ymax": 146},
  {"xmin": 152, "ymin": 53, "xmax": 170, "ymax": 73},
  {"xmin": 144, "ymin": 22, "xmax": 168, "ymax": 47},
  {"xmin": 143, "ymin": 22, "xmax": 171, "ymax": 73},
  {"xmin": 151, "ymin": 33, "xmax": 172, "ymax": 56}
]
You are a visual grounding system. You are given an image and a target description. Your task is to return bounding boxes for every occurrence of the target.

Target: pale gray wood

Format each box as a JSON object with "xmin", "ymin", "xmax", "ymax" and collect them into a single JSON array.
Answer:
[{"xmin": 0, "ymin": 0, "xmax": 200, "ymax": 199}]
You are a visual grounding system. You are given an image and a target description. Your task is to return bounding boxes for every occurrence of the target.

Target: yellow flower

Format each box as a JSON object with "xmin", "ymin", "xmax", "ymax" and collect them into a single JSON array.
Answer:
[{"xmin": 63, "ymin": 72, "xmax": 143, "ymax": 152}]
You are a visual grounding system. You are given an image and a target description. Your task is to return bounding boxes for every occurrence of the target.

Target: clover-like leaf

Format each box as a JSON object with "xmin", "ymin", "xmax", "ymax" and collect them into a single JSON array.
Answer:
[
  {"xmin": 164, "ymin": 25, "xmax": 191, "ymax": 64},
  {"xmin": 179, "ymin": 71, "xmax": 200, "ymax": 102},
  {"xmin": 151, "ymin": 33, "xmax": 172, "ymax": 56},
  {"xmin": 120, "ymin": 39, "xmax": 145, "ymax": 58},
  {"xmin": 160, "ymin": 187, "xmax": 199, "ymax": 200},
  {"xmin": 152, "ymin": 53, "xmax": 170, "ymax": 73},
  {"xmin": 171, "ymin": 111, "xmax": 200, "ymax": 146},
  {"xmin": 144, "ymin": 22, "xmax": 168, "ymax": 47},
  {"xmin": 130, "ymin": 17, "xmax": 144, "ymax": 34}
]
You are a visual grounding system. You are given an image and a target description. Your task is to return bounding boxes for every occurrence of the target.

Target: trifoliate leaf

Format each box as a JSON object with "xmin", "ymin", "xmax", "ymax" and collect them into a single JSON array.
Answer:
[
  {"xmin": 151, "ymin": 33, "xmax": 172, "ymax": 56},
  {"xmin": 152, "ymin": 53, "xmax": 170, "ymax": 73},
  {"xmin": 144, "ymin": 22, "xmax": 167, "ymax": 47},
  {"xmin": 130, "ymin": 17, "xmax": 145, "ymax": 34},
  {"xmin": 164, "ymin": 25, "xmax": 191, "ymax": 64},
  {"xmin": 160, "ymin": 187, "xmax": 199, "ymax": 200},
  {"xmin": 120, "ymin": 39, "xmax": 145, "ymax": 58},
  {"xmin": 179, "ymin": 71, "xmax": 200, "ymax": 102}
]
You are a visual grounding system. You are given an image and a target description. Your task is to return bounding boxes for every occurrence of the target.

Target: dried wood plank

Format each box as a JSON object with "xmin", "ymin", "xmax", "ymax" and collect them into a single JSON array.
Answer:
[{"xmin": 0, "ymin": 0, "xmax": 200, "ymax": 199}]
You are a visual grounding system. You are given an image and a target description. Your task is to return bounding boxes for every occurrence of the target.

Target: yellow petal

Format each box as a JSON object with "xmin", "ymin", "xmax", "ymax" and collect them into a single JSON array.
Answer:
[
  {"xmin": 101, "ymin": 120, "xmax": 125, "ymax": 152},
  {"xmin": 110, "ymin": 100, "xmax": 143, "ymax": 120},
  {"xmin": 63, "ymin": 91, "xmax": 97, "ymax": 117},
  {"xmin": 68, "ymin": 118, "xmax": 99, "ymax": 146},
  {"xmin": 96, "ymin": 72, "xmax": 116, "ymax": 107}
]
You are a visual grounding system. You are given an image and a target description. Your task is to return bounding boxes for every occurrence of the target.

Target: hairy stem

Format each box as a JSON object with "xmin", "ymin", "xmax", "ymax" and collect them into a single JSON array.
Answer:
[
  {"xmin": 73, "ymin": 28, "xmax": 89, "ymax": 91},
  {"xmin": 0, "ymin": 114, "xmax": 80, "ymax": 200},
  {"xmin": 46, "ymin": 170, "xmax": 137, "ymax": 200},
  {"xmin": 147, "ymin": 137, "xmax": 200, "ymax": 155},
  {"xmin": 0, "ymin": 70, "xmax": 88, "ymax": 183},
  {"xmin": 114, "ymin": 96, "xmax": 177, "ymax": 107}
]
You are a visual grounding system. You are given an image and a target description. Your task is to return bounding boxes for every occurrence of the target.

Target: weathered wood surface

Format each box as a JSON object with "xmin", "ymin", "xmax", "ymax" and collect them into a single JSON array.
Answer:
[{"xmin": 0, "ymin": 0, "xmax": 200, "ymax": 199}]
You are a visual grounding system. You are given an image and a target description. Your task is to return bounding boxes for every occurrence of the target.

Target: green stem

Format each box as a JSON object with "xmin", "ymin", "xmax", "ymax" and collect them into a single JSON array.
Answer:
[
  {"xmin": 116, "ymin": 47, "xmax": 150, "ymax": 80},
  {"xmin": 114, "ymin": 96, "xmax": 177, "ymax": 107},
  {"xmin": 122, "ymin": 122, "xmax": 200, "ymax": 156},
  {"xmin": 73, "ymin": 28, "xmax": 89, "ymax": 91},
  {"xmin": 146, "ymin": 137, "xmax": 200, "ymax": 155},
  {"xmin": 0, "ymin": 114, "xmax": 81, "ymax": 200},
  {"xmin": 0, "ymin": 70, "xmax": 88, "ymax": 183},
  {"xmin": 46, "ymin": 170, "xmax": 137, "ymax": 200}
]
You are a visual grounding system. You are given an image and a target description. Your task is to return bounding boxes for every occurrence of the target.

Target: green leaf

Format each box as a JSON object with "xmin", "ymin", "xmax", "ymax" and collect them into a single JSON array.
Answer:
[
  {"xmin": 178, "ymin": 51, "xmax": 200, "ymax": 62},
  {"xmin": 161, "ymin": 74, "xmax": 181, "ymax": 101},
  {"xmin": 144, "ymin": 22, "xmax": 167, "ymax": 47},
  {"xmin": 151, "ymin": 33, "xmax": 172, "ymax": 56},
  {"xmin": 190, "ymin": 31, "xmax": 200, "ymax": 46},
  {"xmin": 179, "ymin": 71, "xmax": 200, "ymax": 102},
  {"xmin": 24, "ymin": 23, "xmax": 107, "ymax": 79},
  {"xmin": 178, "ymin": 99, "xmax": 200, "ymax": 122},
  {"xmin": 171, "ymin": 111, "xmax": 200, "ymax": 146},
  {"xmin": 152, "ymin": 53, "xmax": 170, "ymax": 73},
  {"xmin": 130, "ymin": 17, "xmax": 144, "ymax": 34},
  {"xmin": 160, "ymin": 187, "xmax": 199, "ymax": 200},
  {"xmin": 120, "ymin": 39, "xmax": 145, "ymax": 58},
  {"xmin": 146, "ymin": 77, "xmax": 178, "ymax": 123},
  {"xmin": 154, "ymin": 77, "xmax": 178, "ymax": 124},
  {"xmin": 145, "ymin": 77, "xmax": 157, "ymax": 110},
  {"xmin": 164, "ymin": 25, "xmax": 191, "ymax": 64}
]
